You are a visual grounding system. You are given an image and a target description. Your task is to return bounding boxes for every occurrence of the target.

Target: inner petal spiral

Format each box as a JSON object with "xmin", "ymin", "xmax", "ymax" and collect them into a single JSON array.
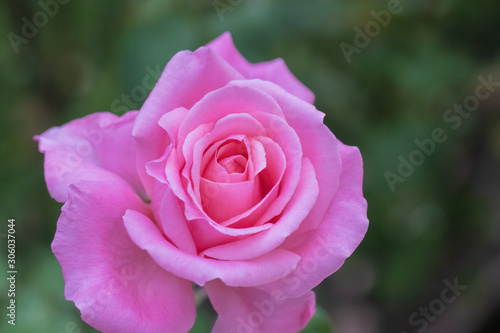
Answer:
[{"xmin": 216, "ymin": 139, "xmax": 248, "ymax": 174}]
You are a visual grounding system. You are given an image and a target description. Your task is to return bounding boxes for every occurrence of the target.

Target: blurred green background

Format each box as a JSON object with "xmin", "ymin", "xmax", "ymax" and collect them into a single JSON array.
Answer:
[{"xmin": 1, "ymin": 0, "xmax": 499, "ymax": 332}]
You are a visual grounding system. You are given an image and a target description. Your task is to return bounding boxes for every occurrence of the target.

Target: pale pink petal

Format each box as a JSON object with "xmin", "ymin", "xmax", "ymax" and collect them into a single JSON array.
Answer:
[
  {"xmin": 206, "ymin": 32, "xmax": 315, "ymax": 103},
  {"xmin": 150, "ymin": 181, "xmax": 197, "ymax": 254},
  {"xmin": 172, "ymin": 87, "xmax": 287, "ymax": 228},
  {"xmin": 35, "ymin": 111, "xmax": 144, "ymax": 202},
  {"xmin": 229, "ymin": 79, "xmax": 342, "ymax": 232},
  {"xmin": 145, "ymin": 144, "xmax": 275, "ymax": 251},
  {"xmin": 52, "ymin": 179, "xmax": 195, "ymax": 333},
  {"xmin": 247, "ymin": 138, "xmax": 267, "ymax": 178},
  {"xmin": 217, "ymin": 136, "xmax": 285, "ymax": 229},
  {"xmin": 216, "ymin": 148, "xmax": 248, "ymax": 174},
  {"xmin": 180, "ymin": 113, "xmax": 271, "ymax": 226},
  {"xmin": 185, "ymin": 109, "xmax": 303, "ymax": 230},
  {"xmin": 158, "ymin": 106, "xmax": 189, "ymax": 146},
  {"xmin": 133, "ymin": 47, "xmax": 244, "ymax": 195},
  {"xmin": 145, "ymin": 133, "xmax": 287, "ymax": 264},
  {"xmin": 186, "ymin": 217, "xmax": 271, "ymax": 253},
  {"xmin": 205, "ymin": 279, "xmax": 315, "ymax": 333},
  {"xmin": 157, "ymin": 111, "xmax": 293, "ymax": 250},
  {"xmin": 163, "ymin": 146, "xmax": 211, "ymax": 225},
  {"xmin": 181, "ymin": 113, "xmax": 305, "ymax": 250},
  {"xmin": 184, "ymin": 136, "xmax": 287, "ymax": 252},
  {"xmin": 229, "ymin": 112, "xmax": 303, "ymax": 228},
  {"xmin": 146, "ymin": 112, "xmax": 209, "ymax": 186},
  {"xmin": 190, "ymin": 114, "xmax": 266, "ymax": 202},
  {"xmin": 200, "ymin": 175, "xmax": 262, "ymax": 222},
  {"xmin": 177, "ymin": 85, "xmax": 283, "ymax": 146},
  {"xmin": 202, "ymin": 138, "xmax": 250, "ymax": 184},
  {"xmin": 181, "ymin": 123, "xmax": 213, "ymax": 173},
  {"xmin": 200, "ymin": 158, "xmax": 318, "ymax": 261},
  {"xmin": 145, "ymin": 148, "xmax": 170, "ymax": 184},
  {"xmin": 259, "ymin": 143, "xmax": 368, "ymax": 298},
  {"xmin": 123, "ymin": 209, "xmax": 301, "ymax": 287}
]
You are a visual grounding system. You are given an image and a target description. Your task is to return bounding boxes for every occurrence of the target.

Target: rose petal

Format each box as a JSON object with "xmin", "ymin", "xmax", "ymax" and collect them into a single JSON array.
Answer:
[
  {"xmin": 258, "ymin": 143, "xmax": 368, "ymax": 298},
  {"xmin": 123, "ymin": 209, "xmax": 301, "ymax": 287},
  {"xmin": 168, "ymin": 86, "xmax": 297, "ymax": 232},
  {"xmin": 133, "ymin": 47, "xmax": 244, "ymax": 195},
  {"xmin": 186, "ymin": 217, "xmax": 272, "ymax": 253},
  {"xmin": 227, "ymin": 112, "xmax": 303, "ymax": 228},
  {"xmin": 181, "ymin": 114, "xmax": 269, "ymax": 225},
  {"xmin": 184, "ymin": 136, "xmax": 288, "ymax": 251},
  {"xmin": 200, "ymin": 175, "xmax": 262, "ymax": 222},
  {"xmin": 201, "ymin": 137, "xmax": 252, "ymax": 183},
  {"xmin": 145, "ymin": 150, "xmax": 169, "ymax": 184},
  {"xmin": 149, "ymin": 114, "xmax": 299, "ymax": 252},
  {"xmin": 177, "ymin": 85, "xmax": 284, "ymax": 147},
  {"xmin": 217, "ymin": 136, "xmax": 285, "ymax": 229},
  {"xmin": 52, "ymin": 179, "xmax": 195, "ymax": 333},
  {"xmin": 158, "ymin": 106, "xmax": 189, "ymax": 147},
  {"xmin": 200, "ymin": 158, "xmax": 318, "ymax": 261},
  {"xmin": 229, "ymin": 79, "xmax": 342, "ymax": 232},
  {"xmin": 217, "ymin": 148, "xmax": 247, "ymax": 174},
  {"xmin": 206, "ymin": 32, "xmax": 315, "ymax": 103},
  {"xmin": 190, "ymin": 114, "xmax": 267, "ymax": 201},
  {"xmin": 205, "ymin": 279, "xmax": 315, "ymax": 333},
  {"xmin": 35, "ymin": 111, "xmax": 144, "ymax": 203},
  {"xmin": 178, "ymin": 112, "xmax": 305, "ymax": 250},
  {"xmin": 151, "ymin": 182, "xmax": 197, "ymax": 254},
  {"xmin": 183, "ymin": 106, "xmax": 303, "ymax": 230}
]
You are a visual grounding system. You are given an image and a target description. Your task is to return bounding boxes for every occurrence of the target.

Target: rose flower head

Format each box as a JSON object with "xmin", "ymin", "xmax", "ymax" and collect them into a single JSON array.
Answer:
[{"xmin": 36, "ymin": 32, "xmax": 369, "ymax": 333}]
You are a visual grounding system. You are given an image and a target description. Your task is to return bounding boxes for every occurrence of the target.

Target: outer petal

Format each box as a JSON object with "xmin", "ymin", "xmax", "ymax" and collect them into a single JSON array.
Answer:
[
  {"xmin": 123, "ymin": 209, "xmax": 301, "ymax": 287},
  {"xmin": 205, "ymin": 279, "xmax": 315, "ymax": 333},
  {"xmin": 52, "ymin": 179, "xmax": 195, "ymax": 333},
  {"xmin": 206, "ymin": 32, "xmax": 315, "ymax": 103},
  {"xmin": 133, "ymin": 47, "xmax": 244, "ymax": 195},
  {"xmin": 35, "ymin": 111, "xmax": 144, "ymax": 202},
  {"xmin": 259, "ymin": 143, "xmax": 368, "ymax": 298}
]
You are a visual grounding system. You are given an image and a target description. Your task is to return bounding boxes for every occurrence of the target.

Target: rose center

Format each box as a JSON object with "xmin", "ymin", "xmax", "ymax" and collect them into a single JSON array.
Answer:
[{"xmin": 215, "ymin": 139, "xmax": 248, "ymax": 175}]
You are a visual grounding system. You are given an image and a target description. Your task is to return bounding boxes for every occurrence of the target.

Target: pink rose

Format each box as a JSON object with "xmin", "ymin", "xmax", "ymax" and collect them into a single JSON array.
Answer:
[{"xmin": 36, "ymin": 32, "xmax": 368, "ymax": 333}]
